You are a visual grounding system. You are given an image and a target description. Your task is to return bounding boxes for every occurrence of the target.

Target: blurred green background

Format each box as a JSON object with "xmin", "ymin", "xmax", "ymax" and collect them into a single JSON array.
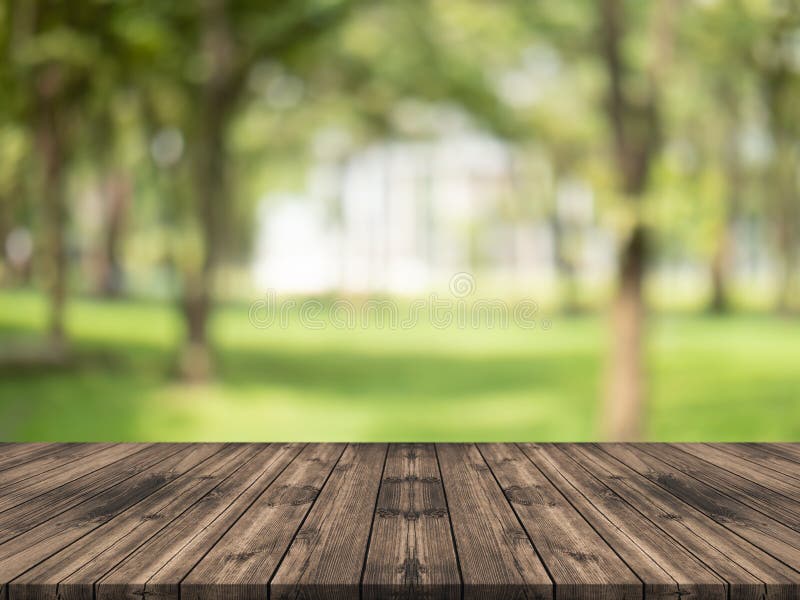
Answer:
[
  {"xmin": 1, "ymin": 0, "xmax": 799, "ymax": 441},
  {"xmin": 2, "ymin": 288, "xmax": 798, "ymax": 441}
]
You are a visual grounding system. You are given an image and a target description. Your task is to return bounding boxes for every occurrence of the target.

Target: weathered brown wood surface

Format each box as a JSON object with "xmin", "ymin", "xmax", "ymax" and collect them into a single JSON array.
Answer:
[{"xmin": 0, "ymin": 443, "xmax": 798, "ymax": 599}]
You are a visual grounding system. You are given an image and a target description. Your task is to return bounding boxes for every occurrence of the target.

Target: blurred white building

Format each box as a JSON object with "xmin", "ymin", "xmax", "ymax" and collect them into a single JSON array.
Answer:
[{"xmin": 252, "ymin": 130, "xmax": 614, "ymax": 298}]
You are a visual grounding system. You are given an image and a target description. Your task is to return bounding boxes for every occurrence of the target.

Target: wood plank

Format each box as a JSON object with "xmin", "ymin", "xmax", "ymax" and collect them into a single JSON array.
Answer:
[
  {"xmin": 0, "ymin": 444, "xmax": 219, "ymax": 589},
  {"xmin": 768, "ymin": 444, "xmax": 800, "ymax": 461},
  {"xmin": 559, "ymin": 444, "xmax": 796, "ymax": 599},
  {"xmin": 436, "ymin": 443, "xmax": 551, "ymax": 600},
  {"xmin": 605, "ymin": 444, "xmax": 800, "ymax": 565},
  {"xmin": 675, "ymin": 444, "xmax": 800, "ymax": 495},
  {"xmin": 9, "ymin": 444, "xmax": 246, "ymax": 600},
  {"xmin": 0, "ymin": 444, "xmax": 147, "ymax": 513},
  {"xmin": 0, "ymin": 444, "xmax": 76, "ymax": 474},
  {"xmin": 0, "ymin": 444, "xmax": 175, "ymax": 543},
  {"xmin": 270, "ymin": 443, "xmax": 387, "ymax": 600},
  {"xmin": 704, "ymin": 444, "xmax": 800, "ymax": 485},
  {"xmin": 520, "ymin": 443, "xmax": 729, "ymax": 600},
  {"xmin": 659, "ymin": 444, "xmax": 800, "ymax": 524},
  {"xmin": 96, "ymin": 444, "xmax": 304, "ymax": 600},
  {"xmin": 182, "ymin": 443, "xmax": 345, "ymax": 600},
  {"xmin": 362, "ymin": 443, "xmax": 460, "ymax": 600},
  {"xmin": 479, "ymin": 443, "xmax": 639, "ymax": 600},
  {"xmin": 575, "ymin": 444, "xmax": 799, "ymax": 598},
  {"xmin": 0, "ymin": 443, "xmax": 797, "ymax": 600},
  {"xmin": 0, "ymin": 443, "xmax": 114, "ymax": 489}
]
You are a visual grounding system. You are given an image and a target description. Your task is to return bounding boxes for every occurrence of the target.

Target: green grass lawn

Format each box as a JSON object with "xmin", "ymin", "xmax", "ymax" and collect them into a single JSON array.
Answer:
[{"xmin": 0, "ymin": 289, "xmax": 797, "ymax": 441}]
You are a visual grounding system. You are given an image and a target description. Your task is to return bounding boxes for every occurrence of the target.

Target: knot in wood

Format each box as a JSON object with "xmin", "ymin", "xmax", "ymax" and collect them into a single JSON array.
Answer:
[
  {"xmin": 399, "ymin": 557, "xmax": 426, "ymax": 581},
  {"xmin": 504, "ymin": 485, "xmax": 554, "ymax": 507},
  {"xmin": 295, "ymin": 526, "xmax": 319, "ymax": 541},
  {"xmin": 653, "ymin": 472, "xmax": 673, "ymax": 484},
  {"xmin": 504, "ymin": 526, "xmax": 528, "ymax": 541},
  {"xmin": 710, "ymin": 507, "xmax": 740, "ymax": 524},
  {"xmin": 600, "ymin": 488, "xmax": 620, "ymax": 502},
  {"xmin": 563, "ymin": 549, "xmax": 597, "ymax": 563},
  {"xmin": 420, "ymin": 476, "xmax": 441, "ymax": 484},
  {"xmin": 202, "ymin": 489, "xmax": 222, "ymax": 502},
  {"xmin": 229, "ymin": 551, "xmax": 258, "ymax": 563},
  {"xmin": 267, "ymin": 485, "xmax": 320, "ymax": 507}
]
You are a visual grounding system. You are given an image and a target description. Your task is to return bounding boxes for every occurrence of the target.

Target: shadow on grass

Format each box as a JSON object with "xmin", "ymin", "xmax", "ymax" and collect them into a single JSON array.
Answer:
[
  {"xmin": 216, "ymin": 346, "xmax": 599, "ymax": 401},
  {"xmin": 0, "ymin": 328, "xmax": 600, "ymax": 440}
]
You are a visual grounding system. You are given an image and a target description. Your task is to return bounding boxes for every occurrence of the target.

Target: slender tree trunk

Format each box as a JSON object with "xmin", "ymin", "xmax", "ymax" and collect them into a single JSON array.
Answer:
[
  {"xmin": 551, "ymin": 214, "xmax": 580, "ymax": 314},
  {"xmin": 774, "ymin": 142, "xmax": 799, "ymax": 315},
  {"xmin": 598, "ymin": 0, "xmax": 665, "ymax": 441},
  {"xmin": 94, "ymin": 172, "xmax": 130, "ymax": 297},
  {"xmin": 0, "ymin": 195, "xmax": 9, "ymax": 283},
  {"xmin": 179, "ymin": 0, "xmax": 236, "ymax": 380},
  {"xmin": 776, "ymin": 206, "xmax": 797, "ymax": 315},
  {"xmin": 709, "ymin": 236, "xmax": 730, "ymax": 313},
  {"xmin": 180, "ymin": 127, "xmax": 223, "ymax": 379},
  {"xmin": 35, "ymin": 66, "xmax": 68, "ymax": 348},
  {"xmin": 709, "ymin": 92, "xmax": 743, "ymax": 314},
  {"xmin": 709, "ymin": 174, "xmax": 736, "ymax": 314},
  {"xmin": 606, "ymin": 225, "xmax": 646, "ymax": 440}
]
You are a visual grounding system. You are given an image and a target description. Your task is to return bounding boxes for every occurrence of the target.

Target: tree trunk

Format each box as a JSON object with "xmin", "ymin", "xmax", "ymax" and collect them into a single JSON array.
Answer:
[
  {"xmin": 774, "ymin": 143, "xmax": 798, "ymax": 315},
  {"xmin": 178, "ymin": 0, "xmax": 236, "ymax": 381},
  {"xmin": 35, "ymin": 66, "xmax": 68, "ymax": 348},
  {"xmin": 0, "ymin": 195, "xmax": 9, "ymax": 284},
  {"xmin": 94, "ymin": 172, "xmax": 130, "ymax": 297},
  {"xmin": 605, "ymin": 225, "xmax": 646, "ymax": 440},
  {"xmin": 775, "ymin": 208, "xmax": 797, "ymax": 315},
  {"xmin": 709, "ymin": 93, "xmax": 743, "ymax": 314},
  {"xmin": 551, "ymin": 215, "xmax": 580, "ymax": 314},
  {"xmin": 708, "ymin": 236, "xmax": 729, "ymax": 313},
  {"xmin": 598, "ymin": 0, "xmax": 665, "ymax": 441}
]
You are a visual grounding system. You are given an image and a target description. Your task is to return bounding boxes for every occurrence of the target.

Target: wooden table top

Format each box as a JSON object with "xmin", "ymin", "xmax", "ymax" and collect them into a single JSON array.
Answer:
[{"xmin": 0, "ymin": 443, "xmax": 798, "ymax": 600}]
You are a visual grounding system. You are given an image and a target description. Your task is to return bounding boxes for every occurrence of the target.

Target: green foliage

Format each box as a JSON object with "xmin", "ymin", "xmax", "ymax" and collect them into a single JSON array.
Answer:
[{"xmin": 1, "ymin": 0, "xmax": 799, "ymax": 435}]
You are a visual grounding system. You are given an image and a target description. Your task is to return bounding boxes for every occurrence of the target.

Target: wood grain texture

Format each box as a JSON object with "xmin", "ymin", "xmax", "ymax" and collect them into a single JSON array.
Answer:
[
  {"xmin": 182, "ymin": 443, "xmax": 344, "ymax": 600},
  {"xmin": 605, "ymin": 444, "xmax": 800, "ymax": 567},
  {"xmin": 0, "ymin": 443, "xmax": 798, "ymax": 600},
  {"xmin": 10, "ymin": 444, "xmax": 243, "ymax": 600},
  {"xmin": 767, "ymin": 443, "xmax": 800, "ymax": 461},
  {"xmin": 97, "ymin": 443, "xmax": 303, "ymax": 600},
  {"xmin": 673, "ymin": 443, "xmax": 800, "ymax": 496},
  {"xmin": 0, "ymin": 445, "xmax": 217, "ymax": 589},
  {"xmin": 644, "ymin": 443, "xmax": 800, "ymax": 529},
  {"xmin": 479, "ymin": 443, "xmax": 640, "ymax": 600},
  {"xmin": 0, "ymin": 444, "xmax": 147, "ymax": 513},
  {"xmin": 0, "ymin": 444, "xmax": 176, "ymax": 543},
  {"xmin": 709, "ymin": 443, "xmax": 800, "ymax": 484},
  {"xmin": 581, "ymin": 444, "xmax": 800, "ymax": 599},
  {"xmin": 520, "ymin": 443, "xmax": 728, "ymax": 600},
  {"xmin": 0, "ymin": 444, "xmax": 113, "ymax": 489},
  {"xmin": 271, "ymin": 443, "xmax": 387, "ymax": 600},
  {"xmin": 436, "ymin": 443, "xmax": 551, "ymax": 600},
  {"xmin": 362, "ymin": 443, "xmax": 460, "ymax": 600},
  {"xmin": 0, "ymin": 444, "xmax": 76, "ymax": 473}
]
